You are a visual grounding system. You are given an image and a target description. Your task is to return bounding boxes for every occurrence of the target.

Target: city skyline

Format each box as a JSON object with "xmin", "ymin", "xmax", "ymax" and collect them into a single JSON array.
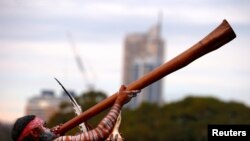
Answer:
[
  {"xmin": 26, "ymin": 89, "xmax": 66, "ymax": 122},
  {"xmin": 123, "ymin": 18, "xmax": 164, "ymax": 108},
  {"xmin": 0, "ymin": 0, "xmax": 250, "ymax": 122}
]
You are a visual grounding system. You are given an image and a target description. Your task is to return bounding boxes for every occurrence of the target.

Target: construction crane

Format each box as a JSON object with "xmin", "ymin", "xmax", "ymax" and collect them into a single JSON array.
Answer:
[{"xmin": 66, "ymin": 32, "xmax": 96, "ymax": 91}]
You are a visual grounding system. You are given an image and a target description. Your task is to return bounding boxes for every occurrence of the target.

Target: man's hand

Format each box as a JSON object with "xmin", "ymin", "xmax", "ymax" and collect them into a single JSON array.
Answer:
[
  {"xmin": 50, "ymin": 124, "xmax": 63, "ymax": 136},
  {"xmin": 115, "ymin": 85, "xmax": 140, "ymax": 105}
]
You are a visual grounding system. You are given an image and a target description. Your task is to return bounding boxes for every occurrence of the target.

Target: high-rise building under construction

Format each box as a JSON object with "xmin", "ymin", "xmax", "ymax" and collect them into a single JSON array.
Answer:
[{"xmin": 123, "ymin": 17, "xmax": 165, "ymax": 108}]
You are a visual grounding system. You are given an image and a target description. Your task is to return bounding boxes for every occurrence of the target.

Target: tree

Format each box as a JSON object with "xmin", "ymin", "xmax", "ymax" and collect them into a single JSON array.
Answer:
[
  {"xmin": 0, "ymin": 121, "xmax": 12, "ymax": 141},
  {"xmin": 48, "ymin": 94, "xmax": 250, "ymax": 141},
  {"xmin": 120, "ymin": 96, "xmax": 250, "ymax": 141},
  {"xmin": 48, "ymin": 90, "xmax": 108, "ymax": 134}
]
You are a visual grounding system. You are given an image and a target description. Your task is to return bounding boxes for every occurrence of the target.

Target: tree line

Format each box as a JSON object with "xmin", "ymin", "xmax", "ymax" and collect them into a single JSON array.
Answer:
[
  {"xmin": 1, "ymin": 90, "xmax": 249, "ymax": 141},
  {"xmin": 48, "ymin": 91, "xmax": 250, "ymax": 141}
]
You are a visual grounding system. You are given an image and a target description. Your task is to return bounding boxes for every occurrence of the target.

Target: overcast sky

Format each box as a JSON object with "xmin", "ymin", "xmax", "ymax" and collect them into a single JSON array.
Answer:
[{"xmin": 0, "ymin": 0, "xmax": 250, "ymax": 123}]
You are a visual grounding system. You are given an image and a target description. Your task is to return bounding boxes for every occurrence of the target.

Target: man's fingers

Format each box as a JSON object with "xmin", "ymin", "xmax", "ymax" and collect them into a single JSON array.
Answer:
[
  {"xmin": 119, "ymin": 85, "xmax": 126, "ymax": 92},
  {"xmin": 115, "ymin": 134, "xmax": 118, "ymax": 141},
  {"xmin": 110, "ymin": 134, "xmax": 113, "ymax": 141},
  {"xmin": 131, "ymin": 90, "xmax": 141, "ymax": 93},
  {"xmin": 124, "ymin": 90, "xmax": 141, "ymax": 94}
]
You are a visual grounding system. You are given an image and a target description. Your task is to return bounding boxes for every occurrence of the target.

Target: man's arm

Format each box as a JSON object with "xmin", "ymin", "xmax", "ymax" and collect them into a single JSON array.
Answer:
[{"xmin": 54, "ymin": 85, "xmax": 139, "ymax": 141}]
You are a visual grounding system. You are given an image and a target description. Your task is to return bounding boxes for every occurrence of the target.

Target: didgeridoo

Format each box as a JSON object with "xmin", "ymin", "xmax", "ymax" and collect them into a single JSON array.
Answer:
[{"xmin": 56, "ymin": 19, "xmax": 236, "ymax": 134}]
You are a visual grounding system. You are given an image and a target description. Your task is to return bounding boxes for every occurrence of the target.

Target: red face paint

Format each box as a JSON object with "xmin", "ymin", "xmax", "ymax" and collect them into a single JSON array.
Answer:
[{"xmin": 17, "ymin": 117, "xmax": 44, "ymax": 141}]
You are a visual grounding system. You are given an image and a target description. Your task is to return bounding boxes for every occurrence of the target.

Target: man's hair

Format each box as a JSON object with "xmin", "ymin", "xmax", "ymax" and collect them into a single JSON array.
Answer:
[{"xmin": 11, "ymin": 115, "xmax": 36, "ymax": 141}]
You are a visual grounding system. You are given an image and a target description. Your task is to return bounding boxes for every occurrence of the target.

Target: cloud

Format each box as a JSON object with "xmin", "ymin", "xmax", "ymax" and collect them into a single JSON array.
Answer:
[
  {"xmin": 1, "ymin": 0, "xmax": 249, "ymax": 25},
  {"xmin": 1, "ymin": 0, "xmax": 249, "ymax": 44},
  {"xmin": 0, "ymin": 0, "xmax": 250, "ymax": 122}
]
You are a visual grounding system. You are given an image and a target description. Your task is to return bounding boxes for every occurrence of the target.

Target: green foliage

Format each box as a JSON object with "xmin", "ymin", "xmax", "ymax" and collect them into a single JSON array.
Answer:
[
  {"xmin": 48, "ymin": 90, "xmax": 108, "ymax": 134},
  {"xmin": 0, "ymin": 122, "xmax": 12, "ymax": 141},
  {"xmin": 48, "ymin": 93, "xmax": 250, "ymax": 141},
  {"xmin": 120, "ymin": 96, "xmax": 250, "ymax": 141}
]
